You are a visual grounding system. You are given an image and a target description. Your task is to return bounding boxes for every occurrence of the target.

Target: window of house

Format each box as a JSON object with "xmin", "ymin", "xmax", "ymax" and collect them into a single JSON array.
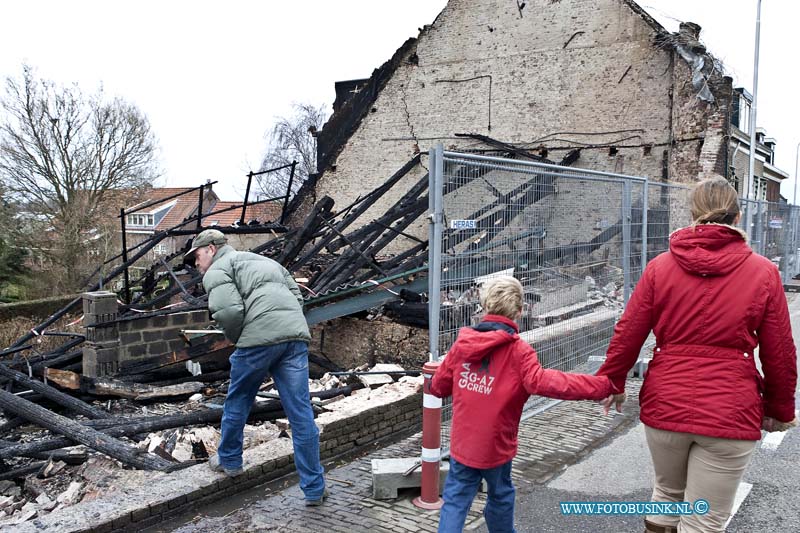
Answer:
[
  {"xmin": 127, "ymin": 214, "xmax": 155, "ymax": 226},
  {"xmin": 753, "ymin": 177, "xmax": 768, "ymax": 201},
  {"xmin": 732, "ymin": 93, "xmax": 751, "ymax": 133},
  {"xmin": 154, "ymin": 243, "xmax": 167, "ymax": 255}
]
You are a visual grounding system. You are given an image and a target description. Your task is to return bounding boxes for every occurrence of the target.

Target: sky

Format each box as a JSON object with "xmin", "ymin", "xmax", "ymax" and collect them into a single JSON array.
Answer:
[{"xmin": 1, "ymin": 1, "xmax": 798, "ymax": 201}]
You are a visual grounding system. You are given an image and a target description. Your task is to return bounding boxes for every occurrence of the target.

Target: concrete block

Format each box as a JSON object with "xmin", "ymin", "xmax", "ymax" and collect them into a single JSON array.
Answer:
[
  {"xmin": 82, "ymin": 291, "xmax": 118, "ymax": 317},
  {"xmin": 119, "ymin": 331, "xmax": 142, "ymax": 345},
  {"xmin": 147, "ymin": 341, "xmax": 168, "ymax": 355},
  {"xmin": 149, "ymin": 316, "xmax": 169, "ymax": 328},
  {"xmin": 86, "ymin": 326, "xmax": 119, "ymax": 344},
  {"xmin": 83, "ymin": 342, "xmax": 121, "ymax": 378},
  {"xmin": 125, "ymin": 344, "xmax": 148, "ymax": 358},
  {"xmin": 170, "ymin": 312, "xmax": 189, "ymax": 325},
  {"xmin": 371, "ymin": 457, "xmax": 449, "ymax": 500},
  {"xmin": 142, "ymin": 330, "xmax": 163, "ymax": 342}
]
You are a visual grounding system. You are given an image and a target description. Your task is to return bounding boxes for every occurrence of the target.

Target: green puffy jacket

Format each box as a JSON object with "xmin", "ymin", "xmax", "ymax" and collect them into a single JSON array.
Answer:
[{"xmin": 202, "ymin": 245, "xmax": 311, "ymax": 347}]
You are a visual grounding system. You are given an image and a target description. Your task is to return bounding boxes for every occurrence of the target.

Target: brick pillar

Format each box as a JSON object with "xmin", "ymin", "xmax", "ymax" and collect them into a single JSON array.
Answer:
[{"xmin": 82, "ymin": 291, "xmax": 121, "ymax": 377}]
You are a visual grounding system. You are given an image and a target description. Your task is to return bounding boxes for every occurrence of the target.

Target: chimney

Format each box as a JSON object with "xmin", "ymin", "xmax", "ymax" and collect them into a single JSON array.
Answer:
[{"xmin": 679, "ymin": 22, "xmax": 702, "ymax": 41}]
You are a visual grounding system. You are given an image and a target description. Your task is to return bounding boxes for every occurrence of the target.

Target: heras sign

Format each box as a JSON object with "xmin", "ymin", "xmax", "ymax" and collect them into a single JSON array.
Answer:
[{"xmin": 450, "ymin": 219, "xmax": 477, "ymax": 230}]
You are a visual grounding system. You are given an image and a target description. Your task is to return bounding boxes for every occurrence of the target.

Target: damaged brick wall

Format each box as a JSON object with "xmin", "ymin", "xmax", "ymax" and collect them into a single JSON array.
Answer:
[
  {"xmin": 118, "ymin": 310, "xmax": 210, "ymax": 362},
  {"xmin": 307, "ymin": 0, "xmax": 730, "ymax": 252},
  {"xmin": 309, "ymin": 317, "xmax": 429, "ymax": 370}
]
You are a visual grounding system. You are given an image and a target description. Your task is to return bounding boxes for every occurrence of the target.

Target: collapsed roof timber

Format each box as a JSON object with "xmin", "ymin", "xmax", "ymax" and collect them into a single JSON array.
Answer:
[{"xmin": 0, "ymin": 139, "xmax": 637, "ymax": 478}]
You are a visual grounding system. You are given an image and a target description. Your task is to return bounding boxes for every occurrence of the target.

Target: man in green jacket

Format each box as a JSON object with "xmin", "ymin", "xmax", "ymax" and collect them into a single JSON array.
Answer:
[{"xmin": 185, "ymin": 229, "xmax": 326, "ymax": 505}]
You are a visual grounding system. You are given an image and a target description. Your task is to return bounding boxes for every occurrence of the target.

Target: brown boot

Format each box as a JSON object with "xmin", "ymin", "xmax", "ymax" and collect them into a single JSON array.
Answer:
[{"xmin": 644, "ymin": 519, "xmax": 678, "ymax": 533}]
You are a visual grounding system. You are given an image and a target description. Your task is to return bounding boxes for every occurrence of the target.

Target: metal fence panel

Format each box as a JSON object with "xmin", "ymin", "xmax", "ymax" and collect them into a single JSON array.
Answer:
[
  {"xmin": 429, "ymin": 148, "xmax": 649, "ymax": 454},
  {"xmin": 428, "ymin": 149, "xmax": 800, "ymax": 455},
  {"xmin": 739, "ymin": 200, "xmax": 800, "ymax": 282}
]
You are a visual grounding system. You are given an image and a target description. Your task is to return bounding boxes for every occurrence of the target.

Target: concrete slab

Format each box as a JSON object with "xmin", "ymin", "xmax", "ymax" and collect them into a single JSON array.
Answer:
[
  {"xmin": 359, "ymin": 364, "xmax": 405, "ymax": 388},
  {"xmin": 371, "ymin": 457, "xmax": 449, "ymax": 499}
]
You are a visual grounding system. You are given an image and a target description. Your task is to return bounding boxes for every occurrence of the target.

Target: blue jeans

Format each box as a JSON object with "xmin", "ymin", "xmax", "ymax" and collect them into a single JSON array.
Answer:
[
  {"xmin": 438, "ymin": 458, "xmax": 517, "ymax": 533},
  {"xmin": 218, "ymin": 341, "xmax": 325, "ymax": 500}
]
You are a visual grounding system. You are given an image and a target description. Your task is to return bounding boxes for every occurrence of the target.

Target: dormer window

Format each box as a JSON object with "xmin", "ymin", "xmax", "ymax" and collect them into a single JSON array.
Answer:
[{"xmin": 127, "ymin": 214, "xmax": 155, "ymax": 226}]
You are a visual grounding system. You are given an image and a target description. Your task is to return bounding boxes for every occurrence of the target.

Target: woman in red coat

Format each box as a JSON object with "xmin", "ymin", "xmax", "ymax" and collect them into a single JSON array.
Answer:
[{"xmin": 596, "ymin": 177, "xmax": 797, "ymax": 533}]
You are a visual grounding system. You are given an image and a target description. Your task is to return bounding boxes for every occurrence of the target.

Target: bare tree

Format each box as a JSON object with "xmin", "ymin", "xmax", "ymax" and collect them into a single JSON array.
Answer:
[
  {"xmin": 0, "ymin": 65, "xmax": 159, "ymax": 293},
  {"xmin": 258, "ymin": 103, "xmax": 327, "ymax": 200}
]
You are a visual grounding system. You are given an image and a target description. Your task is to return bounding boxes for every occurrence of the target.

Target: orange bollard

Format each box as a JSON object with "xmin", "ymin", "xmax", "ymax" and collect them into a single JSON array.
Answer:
[{"xmin": 413, "ymin": 360, "xmax": 444, "ymax": 510}]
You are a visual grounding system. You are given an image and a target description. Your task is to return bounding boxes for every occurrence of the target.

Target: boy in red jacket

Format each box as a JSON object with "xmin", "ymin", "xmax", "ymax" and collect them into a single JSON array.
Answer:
[{"xmin": 430, "ymin": 276, "xmax": 616, "ymax": 533}]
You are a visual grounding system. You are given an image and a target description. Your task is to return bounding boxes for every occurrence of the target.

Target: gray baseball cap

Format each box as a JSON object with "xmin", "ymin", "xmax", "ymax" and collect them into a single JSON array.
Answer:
[{"xmin": 184, "ymin": 229, "xmax": 227, "ymax": 260}]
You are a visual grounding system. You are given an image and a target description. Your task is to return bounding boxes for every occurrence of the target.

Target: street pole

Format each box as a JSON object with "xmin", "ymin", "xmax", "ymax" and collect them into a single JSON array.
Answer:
[
  {"xmin": 744, "ymin": 0, "xmax": 762, "ymax": 251},
  {"xmin": 747, "ymin": 0, "xmax": 761, "ymax": 202},
  {"xmin": 794, "ymin": 141, "xmax": 800, "ymax": 205}
]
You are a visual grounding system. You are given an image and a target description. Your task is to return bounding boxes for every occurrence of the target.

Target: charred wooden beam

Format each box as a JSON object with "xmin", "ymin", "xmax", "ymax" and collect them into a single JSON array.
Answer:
[
  {"xmin": 317, "ymin": 197, "xmax": 428, "ymax": 293},
  {"xmin": 88, "ymin": 377, "xmax": 204, "ymax": 401},
  {"xmin": 0, "ymin": 389, "xmax": 174, "ymax": 471},
  {"xmin": 0, "ymin": 400, "xmax": 285, "ymax": 460},
  {"xmin": 0, "ymin": 461, "xmax": 45, "ymax": 481},
  {"xmin": 45, "ymin": 368, "xmax": 205, "ymax": 400},
  {"xmin": 0, "ymin": 416, "xmax": 26, "ymax": 434},
  {"xmin": 0, "ymin": 364, "xmax": 109, "ymax": 419},
  {"xmin": 326, "ymin": 172, "xmax": 429, "ymax": 253},
  {"xmin": 276, "ymin": 196, "xmax": 335, "ymax": 266},
  {"xmin": 5, "ymin": 350, "xmax": 82, "ymax": 382},
  {"xmin": 130, "ymin": 370, "xmax": 229, "ymax": 387},
  {"xmin": 0, "ymin": 440, "xmax": 87, "ymax": 464},
  {"xmin": 289, "ymin": 155, "xmax": 422, "ymax": 270},
  {"xmin": 311, "ymin": 193, "xmax": 427, "ymax": 293}
]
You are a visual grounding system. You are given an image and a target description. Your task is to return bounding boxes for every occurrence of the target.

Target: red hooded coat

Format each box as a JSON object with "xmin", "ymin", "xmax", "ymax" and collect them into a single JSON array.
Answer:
[
  {"xmin": 596, "ymin": 224, "xmax": 797, "ymax": 440},
  {"xmin": 430, "ymin": 314, "xmax": 614, "ymax": 469}
]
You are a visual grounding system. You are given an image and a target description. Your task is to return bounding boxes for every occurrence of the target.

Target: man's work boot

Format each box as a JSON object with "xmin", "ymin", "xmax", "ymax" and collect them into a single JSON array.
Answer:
[{"xmin": 208, "ymin": 454, "xmax": 244, "ymax": 477}]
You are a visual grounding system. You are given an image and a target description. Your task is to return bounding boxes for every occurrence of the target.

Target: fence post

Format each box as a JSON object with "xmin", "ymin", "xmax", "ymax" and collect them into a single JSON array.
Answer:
[
  {"xmin": 782, "ymin": 206, "xmax": 791, "ymax": 283},
  {"xmin": 119, "ymin": 208, "xmax": 130, "ymax": 305},
  {"xmin": 622, "ymin": 180, "xmax": 632, "ymax": 305},
  {"xmin": 756, "ymin": 201, "xmax": 764, "ymax": 255},
  {"xmin": 413, "ymin": 361, "xmax": 444, "ymax": 510},
  {"xmin": 428, "ymin": 144, "xmax": 445, "ymax": 363},
  {"xmin": 742, "ymin": 200, "xmax": 750, "ymax": 243},
  {"xmin": 641, "ymin": 179, "xmax": 649, "ymax": 271},
  {"xmin": 795, "ymin": 206, "xmax": 800, "ymax": 280}
]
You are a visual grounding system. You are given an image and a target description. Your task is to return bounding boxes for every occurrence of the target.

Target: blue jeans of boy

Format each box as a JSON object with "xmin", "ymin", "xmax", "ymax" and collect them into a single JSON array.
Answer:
[
  {"xmin": 217, "ymin": 341, "xmax": 325, "ymax": 500},
  {"xmin": 438, "ymin": 458, "xmax": 517, "ymax": 533}
]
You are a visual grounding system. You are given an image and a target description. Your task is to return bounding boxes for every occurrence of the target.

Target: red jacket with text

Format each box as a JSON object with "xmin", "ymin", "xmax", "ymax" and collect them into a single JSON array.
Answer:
[
  {"xmin": 429, "ymin": 314, "xmax": 615, "ymax": 469},
  {"xmin": 596, "ymin": 224, "xmax": 797, "ymax": 440}
]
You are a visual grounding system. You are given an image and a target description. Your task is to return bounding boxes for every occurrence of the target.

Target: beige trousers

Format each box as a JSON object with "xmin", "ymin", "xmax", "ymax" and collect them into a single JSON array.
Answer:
[{"xmin": 644, "ymin": 425, "xmax": 757, "ymax": 533}]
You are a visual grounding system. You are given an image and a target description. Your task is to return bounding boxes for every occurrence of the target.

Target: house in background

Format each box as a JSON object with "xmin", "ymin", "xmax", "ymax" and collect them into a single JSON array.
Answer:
[
  {"xmin": 123, "ymin": 187, "xmax": 219, "ymax": 272},
  {"xmin": 202, "ymin": 200, "xmax": 284, "ymax": 250},
  {"xmin": 729, "ymin": 87, "xmax": 790, "ymax": 202},
  {"xmin": 121, "ymin": 187, "xmax": 284, "ymax": 273}
]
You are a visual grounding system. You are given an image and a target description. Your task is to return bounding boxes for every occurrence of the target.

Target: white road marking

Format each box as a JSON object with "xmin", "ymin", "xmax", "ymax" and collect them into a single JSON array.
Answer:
[
  {"xmin": 761, "ymin": 430, "xmax": 788, "ymax": 450},
  {"xmin": 725, "ymin": 482, "xmax": 753, "ymax": 529}
]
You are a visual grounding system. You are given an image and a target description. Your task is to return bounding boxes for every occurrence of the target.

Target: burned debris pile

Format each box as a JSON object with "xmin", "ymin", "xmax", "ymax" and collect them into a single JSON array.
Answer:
[{"xmin": 0, "ymin": 143, "xmax": 632, "ymax": 526}]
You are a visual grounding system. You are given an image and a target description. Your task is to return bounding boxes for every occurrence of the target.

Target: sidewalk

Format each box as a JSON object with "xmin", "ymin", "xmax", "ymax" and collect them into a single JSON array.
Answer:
[{"xmin": 162, "ymin": 380, "xmax": 643, "ymax": 533}]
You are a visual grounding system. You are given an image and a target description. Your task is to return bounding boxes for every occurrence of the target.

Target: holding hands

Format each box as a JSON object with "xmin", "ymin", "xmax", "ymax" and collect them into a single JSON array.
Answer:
[
  {"xmin": 601, "ymin": 393, "xmax": 626, "ymax": 415},
  {"xmin": 761, "ymin": 416, "xmax": 798, "ymax": 433}
]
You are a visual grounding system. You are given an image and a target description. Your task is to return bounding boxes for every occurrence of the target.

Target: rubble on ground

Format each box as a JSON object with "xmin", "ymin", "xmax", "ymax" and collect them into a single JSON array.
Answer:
[{"xmin": 0, "ymin": 363, "xmax": 418, "ymax": 527}]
